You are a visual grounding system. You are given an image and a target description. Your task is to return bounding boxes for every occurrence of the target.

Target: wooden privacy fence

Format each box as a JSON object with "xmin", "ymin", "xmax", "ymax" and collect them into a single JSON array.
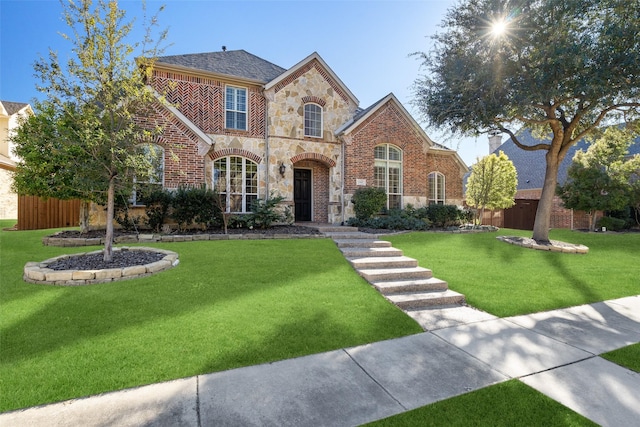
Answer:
[{"xmin": 17, "ymin": 195, "xmax": 80, "ymax": 230}]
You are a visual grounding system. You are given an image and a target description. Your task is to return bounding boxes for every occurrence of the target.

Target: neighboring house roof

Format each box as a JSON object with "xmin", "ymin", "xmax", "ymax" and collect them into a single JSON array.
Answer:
[
  {"xmin": 1, "ymin": 101, "xmax": 29, "ymax": 116},
  {"xmin": 155, "ymin": 49, "xmax": 286, "ymax": 84},
  {"xmin": 1, "ymin": 101, "xmax": 31, "ymax": 117},
  {"xmin": 491, "ymin": 128, "xmax": 640, "ymax": 191}
]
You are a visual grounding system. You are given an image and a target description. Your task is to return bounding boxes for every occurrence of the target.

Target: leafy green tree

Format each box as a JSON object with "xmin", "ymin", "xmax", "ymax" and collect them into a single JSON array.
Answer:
[
  {"xmin": 11, "ymin": 102, "xmax": 97, "ymax": 232},
  {"xmin": 14, "ymin": 0, "xmax": 167, "ymax": 261},
  {"xmin": 557, "ymin": 126, "xmax": 639, "ymax": 230},
  {"xmin": 466, "ymin": 151, "xmax": 517, "ymax": 226},
  {"xmin": 413, "ymin": 0, "xmax": 640, "ymax": 243}
]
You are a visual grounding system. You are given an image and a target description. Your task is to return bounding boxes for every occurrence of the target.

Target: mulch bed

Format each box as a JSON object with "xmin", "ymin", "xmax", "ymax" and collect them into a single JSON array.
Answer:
[
  {"xmin": 47, "ymin": 249, "xmax": 166, "ymax": 271},
  {"xmin": 53, "ymin": 225, "xmax": 323, "ymax": 239}
]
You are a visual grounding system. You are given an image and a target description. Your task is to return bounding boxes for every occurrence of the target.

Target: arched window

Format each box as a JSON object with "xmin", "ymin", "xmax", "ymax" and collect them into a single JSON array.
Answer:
[
  {"xmin": 213, "ymin": 156, "xmax": 258, "ymax": 213},
  {"xmin": 428, "ymin": 172, "xmax": 445, "ymax": 204},
  {"xmin": 132, "ymin": 143, "xmax": 164, "ymax": 206},
  {"xmin": 374, "ymin": 144, "xmax": 402, "ymax": 209},
  {"xmin": 304, "ymin": 103, "xmax": 323, "ymax": 138}
]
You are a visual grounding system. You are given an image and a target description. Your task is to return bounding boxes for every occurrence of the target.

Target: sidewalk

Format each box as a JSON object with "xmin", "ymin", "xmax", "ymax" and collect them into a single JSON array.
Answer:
[{"xmin": 2, "ymin": 296, "xmax": 639, "ymax": 427}]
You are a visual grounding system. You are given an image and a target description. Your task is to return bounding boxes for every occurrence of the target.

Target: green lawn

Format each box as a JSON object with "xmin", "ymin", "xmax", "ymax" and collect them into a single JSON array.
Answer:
[
  {"xmin": 364, "ymin": 380, "xmax": 598, "ymax": 427},
  {"xmin": 0, "ymin": 223, "xmax": 421, "ymax": 412},
  {"xmin": 2, "ymin": 224, "xmax": 638, "ymax": 415},
  {"xmin": 387, "ymin": 228, "xmax": 640, "ymax": 317},
  {"xmin": 601, "ymin": 343, "xmax": 640, "ymax": 373}
]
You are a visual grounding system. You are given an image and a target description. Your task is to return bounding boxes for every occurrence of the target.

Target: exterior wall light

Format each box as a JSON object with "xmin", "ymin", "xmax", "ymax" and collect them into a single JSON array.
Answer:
[{"xmin": 279, "ymin": 162, "xmax": 286, "ymax": 177}]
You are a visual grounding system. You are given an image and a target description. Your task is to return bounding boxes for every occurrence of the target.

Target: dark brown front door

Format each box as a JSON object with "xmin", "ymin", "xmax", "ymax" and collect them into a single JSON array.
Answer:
[{"xmin": 294, "ymin": 169, "xmax": 312, "ymax": 221}]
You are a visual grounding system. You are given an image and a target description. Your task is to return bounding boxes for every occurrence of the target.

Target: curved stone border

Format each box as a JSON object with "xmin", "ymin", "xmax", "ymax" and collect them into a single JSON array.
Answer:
[
  {"xmin": 497, "ymin": 236, "xmax": 589, "ymax": 254},
  {"xmin": 42, "ymin": 232, "xmax": 324, "ymax": 247},
  {"xmin": 23, "ymin": 247, "xmax": 179, "ymax": 286}
]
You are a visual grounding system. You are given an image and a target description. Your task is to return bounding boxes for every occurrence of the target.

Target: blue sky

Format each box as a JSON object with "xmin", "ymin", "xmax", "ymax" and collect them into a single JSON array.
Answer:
[{"xmin": 0, "ymin": 0, "xmax": 489, "ymax": 165}]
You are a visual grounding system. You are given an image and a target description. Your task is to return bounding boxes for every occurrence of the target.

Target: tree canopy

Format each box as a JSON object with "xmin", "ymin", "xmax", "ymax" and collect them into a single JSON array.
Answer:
[
  {"xmin": 466, "ymin": 151, "xmax": 517, "ymax": 224},
  {"xmin": 557, "ymin": 126, "xmax": 640, "ymax": 230},
  {"xmin": 12, "ymin": 0, "xmax": 167, "ymax": 261},
  {"xmin": 413, "ymin": 0, "xmax": 640, "ymax": 242}
]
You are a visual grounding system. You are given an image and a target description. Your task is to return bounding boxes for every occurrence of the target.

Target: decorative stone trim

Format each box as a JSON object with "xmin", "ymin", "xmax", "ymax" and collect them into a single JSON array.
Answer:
[
  {"xmin": 24, "ymin": 247, "xmax": 179, "ymax": 286},
  {"xmin": 497, "ymin": 236, "xmax": 589, "ymax": 254},
  {"xmin": 43, "ymin": 232, "xmax": 324, "ymax": 247}
]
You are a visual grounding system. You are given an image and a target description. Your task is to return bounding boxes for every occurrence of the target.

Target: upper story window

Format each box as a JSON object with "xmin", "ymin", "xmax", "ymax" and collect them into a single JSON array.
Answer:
[
  {"xmin": 225, "ymin": 86, "xmax": 247, "ymax": 130},
  {"xmin": 132, "ymin": 143, "xmax": 164, "ymax": 206},
  {"xmin": 213, "ymin": 156, "xmax": 258, "ymax": 213},
  {"xmin": 428, "ymin": 172, "xmax": 445, "ymax": 204},
  {"xmin": 374, "ymin": 144, "xmax": 402, "ymax": 210},
  {"xmin": 304, "ymin": 103, "xmax": 322, "ymax": 138}
]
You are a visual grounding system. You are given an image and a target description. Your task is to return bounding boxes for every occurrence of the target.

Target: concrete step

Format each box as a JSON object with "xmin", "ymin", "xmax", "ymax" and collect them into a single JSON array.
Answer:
[
  {"xmin": 372, "ymin": 277, "xmax": 449, "ymax": 294},
  {"xmin": 314, "ymin": 226, "xmax": 360, "ymax": 233},
  {"xmin": 340, "ymin": 247, "xmax": 403, "ymax": 258},
  {"xmin": 385, "ymin": 289, "xmax": 465, "ymax": 309},
  {"xmin": 358, "ymin": 266, "xmax": 433, "ymax": 282},
  {"xmin": 334, "ymin": 239, "xmax": 392, "ymax": 248},
  {"xmin": 348, "ymin": 256, "xmax": 418, "ymax": 270},
  {"xmin": 323, "ymin": 232, "xmax": 377, "ymax": 240}
]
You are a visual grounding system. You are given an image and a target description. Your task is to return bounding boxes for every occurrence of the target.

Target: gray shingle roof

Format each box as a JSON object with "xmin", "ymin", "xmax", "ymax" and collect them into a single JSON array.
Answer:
[
  {"xmin": 155, "ymin": 49, "xmax": 286, "ymax": 83},
  {"xmin": 492, "ymin": 128, "xmax": 640, "ymax": 190},
  {"xmin": 1, "ymin": 101, "xmax": 29, "ymax": 115}
]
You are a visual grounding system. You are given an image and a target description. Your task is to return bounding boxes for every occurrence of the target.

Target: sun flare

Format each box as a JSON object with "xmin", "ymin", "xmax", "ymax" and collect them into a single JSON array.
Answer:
[{"xmin": 491, "ymin": 20, "xmax": 507, "ymax": 37}]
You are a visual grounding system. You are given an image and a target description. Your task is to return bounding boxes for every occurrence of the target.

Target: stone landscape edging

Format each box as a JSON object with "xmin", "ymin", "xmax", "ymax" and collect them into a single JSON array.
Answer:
[
  {"xmin": 42, "ymin": 232, "xmax": 324, "ymax": 247},
  {"xmin": 497, "ymin": 235, "xmax": 589, "ymax": 254},
  {"xmin": 24, "ymin": 247, "xmax": 179, "ymax": 286}
]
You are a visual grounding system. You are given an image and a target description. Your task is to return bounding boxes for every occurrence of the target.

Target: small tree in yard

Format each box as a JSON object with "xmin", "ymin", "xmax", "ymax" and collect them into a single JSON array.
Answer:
[
  {"xmin": 12, "ymin": 0, "xmax": 167, "ymax": 261},
  {"xmin": 413, "ymin": 0, "xmax": 640, "ymax": 243},
  {"xmin": 466, "ymin": 151, "xmax": 517, "ymax": 226},
  {"xmin": 557, "ymin": 126, "xmax": 640, "ymax": 231}
]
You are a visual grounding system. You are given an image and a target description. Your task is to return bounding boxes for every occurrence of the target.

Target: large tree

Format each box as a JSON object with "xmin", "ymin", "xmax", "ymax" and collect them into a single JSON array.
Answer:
[
  {"xmin": 17, "ymin": 0, "xmax": 167, "ymax": 261},
  {"xmin": 557, "ymin": 126, "xmax": 640, "ymax": 230},
  {"xmin": 466, "ymin": 151, "xmax": 517, "ymax": 225},
  {"xmin": 413, "ymin": 0, "xmax": 640, "ymax": 242}
]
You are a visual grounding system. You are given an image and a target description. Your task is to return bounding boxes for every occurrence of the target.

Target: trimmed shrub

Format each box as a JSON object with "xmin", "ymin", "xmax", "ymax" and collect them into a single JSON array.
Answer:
[
  {"xmin": 248, "ymin": 195, "xmax": 286, "ymax": 229},
  {"xmin": 172, "ymin": 185, "xmax": 220, "ymax": 230},
  {"xmin": 351, "ymin": 187, "xmax": 387, "ymax": 220},
  {"xmin": 141, "ymin": 187, "xmax": 173, "ymax": 233},
  {"xmin": 425, "ymin": 204, "xmax": 461, "ymax": 228},
  {"xmin": 597, "ymin": 216, "xmax": 627, "ymax": 231}
]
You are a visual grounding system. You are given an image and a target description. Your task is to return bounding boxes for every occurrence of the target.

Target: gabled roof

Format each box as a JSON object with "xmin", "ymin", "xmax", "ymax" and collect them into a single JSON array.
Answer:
[
  {"xmin": 492, "ymin": 128, "xmax": 640, "ymax": 190},
  {"xmin": 1, "ymin": 101, "xmax": 30, "ymax": 116},
  {"xmin": 336, "ymin": 93, "xmax": 468, "ymax": 173},
  {"xmin": 264, "ymin": 52, "xmax": 359, "ymax": 106},
  {"xmin": 155, "ymin": 49, "xmax": 286, "ymax": 84}
]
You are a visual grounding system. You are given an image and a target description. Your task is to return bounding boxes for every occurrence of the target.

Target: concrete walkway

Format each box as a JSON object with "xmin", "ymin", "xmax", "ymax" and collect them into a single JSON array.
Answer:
[{"xmin": 2, "ymin": 296, "xmax": 638, "ymax": 427}]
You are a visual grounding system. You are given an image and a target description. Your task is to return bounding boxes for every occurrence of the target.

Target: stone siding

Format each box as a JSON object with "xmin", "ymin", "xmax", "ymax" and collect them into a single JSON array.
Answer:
[{"xmin": 0, "ymin": 168, "xmax": 17, "ymax": 219}]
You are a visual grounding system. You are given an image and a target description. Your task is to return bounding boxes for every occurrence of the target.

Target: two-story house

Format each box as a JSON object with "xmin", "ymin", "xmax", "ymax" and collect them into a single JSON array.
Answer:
[
  {"xmin": 112, "ymin": 49, "xmax": 467, "ymax": 225},
  {"xmin": 0, "ymin": 100, "xmax": 33, "ymax": 220}
]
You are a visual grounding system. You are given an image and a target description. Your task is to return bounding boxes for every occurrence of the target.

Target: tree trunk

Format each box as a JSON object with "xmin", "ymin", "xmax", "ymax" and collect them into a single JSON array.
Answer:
[
  {"xmin": 532, "ymin": 151, "xmax": 561, "ymax": 243},
  {"xmin": 79, "ymin": 200, "xmax": 90, "ymax": 233},
  {"xmin": 590, "ymin": 211, "xmax": 598, "ymax": 232},
  {"xmin": 104, "ymin": 178, "xmax": 115, "ymax": 262}
]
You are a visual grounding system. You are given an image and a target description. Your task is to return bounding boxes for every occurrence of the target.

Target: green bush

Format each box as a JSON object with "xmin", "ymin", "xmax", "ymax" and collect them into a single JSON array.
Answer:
[
  {"xmin": 597, "ymin": 216, "xmax": 627, "ymax": 231},
  {"xmin": 248, "ymin": 195, "xmax": 286, "ymax": 229},
  {"xmin": 351, "ymin": 187, "xmax": 387, "ymax": 220},
  {"xmin": 425, "ymin": 204, "xmax": 461, "ymax": 228},
  {"xmin": 172, "ymin": 185, "xmax": 220, "ymax": 230},
  {"xmin": 141, "ymin": 186, "xmax": 173, "ymax": 233}
]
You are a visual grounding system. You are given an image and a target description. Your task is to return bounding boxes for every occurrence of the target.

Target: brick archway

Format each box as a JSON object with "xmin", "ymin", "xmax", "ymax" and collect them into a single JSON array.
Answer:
[{"xmin": 290, "ymin": 152, "xmax": 336, "ymax": 168}]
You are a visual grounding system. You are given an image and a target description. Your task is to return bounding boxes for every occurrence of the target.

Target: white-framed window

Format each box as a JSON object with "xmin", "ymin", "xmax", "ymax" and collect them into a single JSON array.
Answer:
[
  {"xmin": 304, "ymin": 103, "xmax": 322, "ymax": 138},
  {"xmin": 374, "ymin": 144, "xmax": 402, "ymax": 210},
  {"xmin": 428, "ymin": 172, "xmax": 445, "ymax": 204},
  {"xmin": 225, "ymin": 86, "xmax": 247, "ymax": 130},
  {"xmin": 131, "ymin": 143, "xmax": 164, "ymax": 206},
  {"xmin": 213, "ymin": 156, "xmax": 258, "ymax": 213}
]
